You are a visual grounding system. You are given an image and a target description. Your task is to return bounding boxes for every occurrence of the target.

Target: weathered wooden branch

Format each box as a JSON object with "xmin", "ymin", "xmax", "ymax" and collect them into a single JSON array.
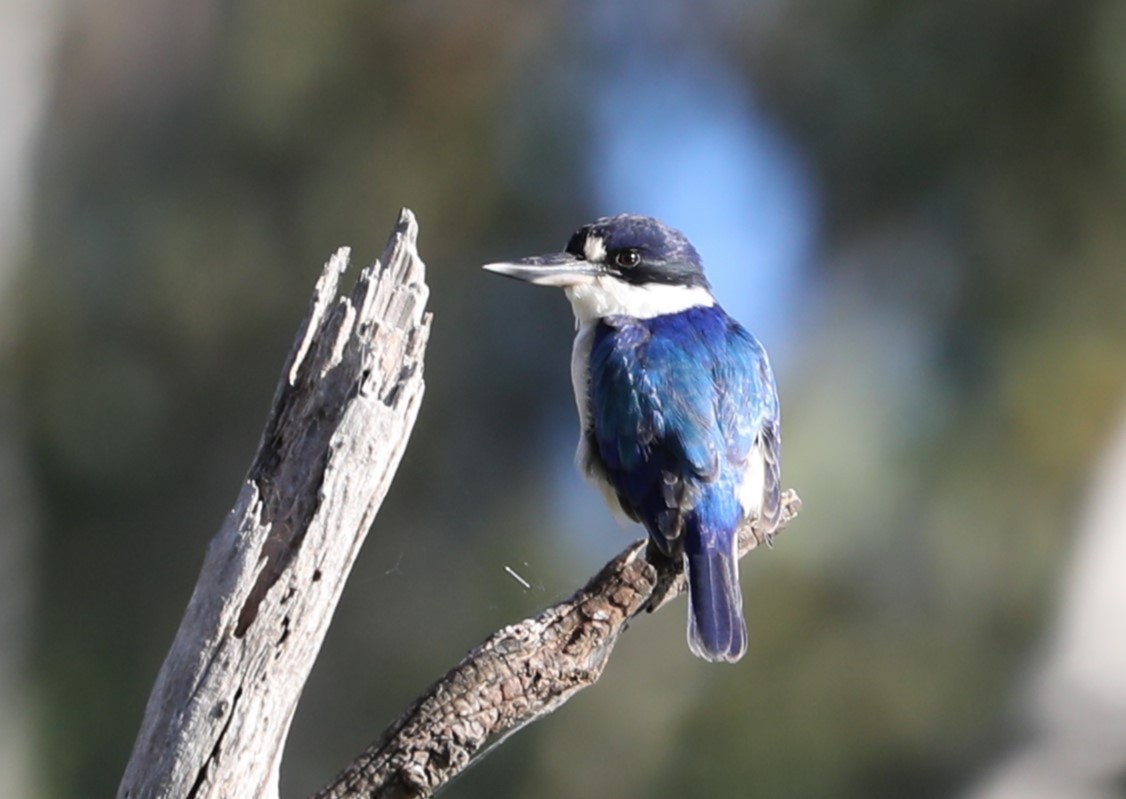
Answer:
[
  {"xmin": 313, "ymin": 491, "xmax": 802, "ymax": 799},
  {"xmin": 118, "ymin": 210, "xmax": 431, "ymax": 799}
]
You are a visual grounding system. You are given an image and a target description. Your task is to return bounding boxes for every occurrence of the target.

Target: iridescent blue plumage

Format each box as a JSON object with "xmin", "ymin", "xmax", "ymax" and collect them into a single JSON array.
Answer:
[
  {"xmin": 586, "ymin": 307, "xmax": 779, "ymax": 661},
  {"xmin": 483, "ymin": 214, "xmax": 782, "ymax": 663}
]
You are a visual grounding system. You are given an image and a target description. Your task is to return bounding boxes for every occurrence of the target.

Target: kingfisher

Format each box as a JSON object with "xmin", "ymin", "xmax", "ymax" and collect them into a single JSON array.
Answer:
[{"xmin": 483, "ymin": 214, "xmax": 781, "ymax": 663}]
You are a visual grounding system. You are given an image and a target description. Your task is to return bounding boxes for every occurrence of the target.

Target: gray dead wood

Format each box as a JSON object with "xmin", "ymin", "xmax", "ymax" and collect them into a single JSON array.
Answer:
[
  {"xmin": 313, "ymin": 491, "xmax": 802, "ymax": 799},
  {"xmin": 118, "ymin": 209, "xmax": 432, "ymax": 799}
]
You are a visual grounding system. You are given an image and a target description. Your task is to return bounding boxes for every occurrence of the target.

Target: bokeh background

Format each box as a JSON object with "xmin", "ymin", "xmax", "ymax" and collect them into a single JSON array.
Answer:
[{"xmin": 2, "ymin": 1, "xmax": 1126, "ymax": 797}]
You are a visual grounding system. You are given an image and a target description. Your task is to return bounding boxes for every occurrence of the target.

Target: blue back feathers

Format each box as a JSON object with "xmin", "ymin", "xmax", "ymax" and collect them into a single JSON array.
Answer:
[
  {"xmin": 585, "ymin": 303, "xmax": 780, "ymax": 661},
  {"xmin": 587, "ymin": 305, "xmax": 778, "ymax": 553}
]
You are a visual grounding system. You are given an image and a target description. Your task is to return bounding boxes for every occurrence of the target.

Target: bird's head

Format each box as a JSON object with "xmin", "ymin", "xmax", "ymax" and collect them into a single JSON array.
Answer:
[{"xmin": 484, "ymin": 214, "xmax": 715, "ymax": 322}]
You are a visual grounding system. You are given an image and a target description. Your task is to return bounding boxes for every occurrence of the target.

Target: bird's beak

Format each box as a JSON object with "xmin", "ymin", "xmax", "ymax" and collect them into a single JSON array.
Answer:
[{"xmin": 482, "ymin": 253, "xmax": 603, "ymax": 287}]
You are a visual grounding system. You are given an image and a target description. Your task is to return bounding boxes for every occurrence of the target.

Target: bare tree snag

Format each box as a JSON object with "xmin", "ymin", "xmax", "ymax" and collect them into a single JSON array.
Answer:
[
  {"xmin": 314, "ymin": 491, "xmax": 802, "ymax": 799},
  {"xmin": 118, "ymin": 210, "xmax": 431, "ymax": 799}
]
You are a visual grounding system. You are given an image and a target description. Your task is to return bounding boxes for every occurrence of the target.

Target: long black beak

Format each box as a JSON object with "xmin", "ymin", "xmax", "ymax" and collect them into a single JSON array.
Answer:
[{"xmin": 482, "ymin": 252, "xmax": 603, "ymax": 287}]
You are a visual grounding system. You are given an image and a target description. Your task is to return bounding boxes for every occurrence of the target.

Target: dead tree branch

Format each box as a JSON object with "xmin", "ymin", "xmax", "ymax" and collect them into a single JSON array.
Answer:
[
  {"xmin": 314, "ymin": 491, "xmax": 802, "ymax": 799},
  {"xmin": 118, "ymin": 210, "xmax": 431, "ymax": 799}
]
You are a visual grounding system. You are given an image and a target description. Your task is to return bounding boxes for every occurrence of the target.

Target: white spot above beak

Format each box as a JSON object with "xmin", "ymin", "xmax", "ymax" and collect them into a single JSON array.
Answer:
[{"xmin": 584, "ymin": 235, "xmax": 607, "ymax": 264}]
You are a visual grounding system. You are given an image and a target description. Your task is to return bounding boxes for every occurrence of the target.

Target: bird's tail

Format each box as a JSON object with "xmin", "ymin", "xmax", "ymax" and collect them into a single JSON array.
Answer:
[{"xmin": 685, "ymin": 535, "xmax": 747, "ymax": 663}]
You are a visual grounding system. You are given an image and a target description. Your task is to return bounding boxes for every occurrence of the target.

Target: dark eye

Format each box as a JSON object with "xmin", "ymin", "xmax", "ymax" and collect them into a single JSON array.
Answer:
[{"xmin": 614, "ymin": 249, "xmax": 641, "ymax": 269}]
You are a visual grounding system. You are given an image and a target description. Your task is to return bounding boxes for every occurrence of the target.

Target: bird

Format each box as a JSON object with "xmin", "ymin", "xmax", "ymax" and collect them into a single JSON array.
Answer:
[{"xmin": 483, "ymin": 214, "xmax": 781, "ymax": 663}]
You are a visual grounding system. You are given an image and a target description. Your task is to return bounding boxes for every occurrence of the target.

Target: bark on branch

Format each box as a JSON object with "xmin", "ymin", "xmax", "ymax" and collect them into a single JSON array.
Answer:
[
  {"xmin": 118, "ymin": 210, "xmax": 431, "ymax": 799},
  {"xmin": 313, "ymin": 491, "xmax": 802, "ymax": 799}
]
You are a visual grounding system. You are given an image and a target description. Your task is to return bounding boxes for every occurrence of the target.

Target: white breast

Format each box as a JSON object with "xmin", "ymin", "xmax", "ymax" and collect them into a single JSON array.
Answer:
[
  {"xmin": 569, "ymin": 320, "xmax": 633, "ymax": 520},
  {"xmin": 570, "ymin": 321, "xmax": 596, "ymax": 435}
]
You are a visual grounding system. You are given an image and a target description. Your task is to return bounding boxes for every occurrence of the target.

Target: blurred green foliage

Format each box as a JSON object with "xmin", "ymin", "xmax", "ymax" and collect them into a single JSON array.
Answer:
[{"xmin": 8, "ymin": 0, "xmax": 1126, "ymax": 797}]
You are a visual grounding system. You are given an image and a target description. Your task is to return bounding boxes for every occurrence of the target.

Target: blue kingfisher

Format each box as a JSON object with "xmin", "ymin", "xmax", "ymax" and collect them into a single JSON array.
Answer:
[{"xmin": 484, "ymin": 214, "xmax": 782, "ymax": 662}]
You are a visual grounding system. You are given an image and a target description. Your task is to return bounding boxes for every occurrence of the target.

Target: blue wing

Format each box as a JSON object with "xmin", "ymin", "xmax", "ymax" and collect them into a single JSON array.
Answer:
[{"xmin": 716, "ymin": 321, "xmax": 783, "ymax": 534}]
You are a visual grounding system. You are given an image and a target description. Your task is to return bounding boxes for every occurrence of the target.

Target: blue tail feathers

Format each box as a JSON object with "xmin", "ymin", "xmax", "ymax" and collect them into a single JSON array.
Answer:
[{"xmin": 685, "ymin": 542, "xmax": 747, "ymax": 663}]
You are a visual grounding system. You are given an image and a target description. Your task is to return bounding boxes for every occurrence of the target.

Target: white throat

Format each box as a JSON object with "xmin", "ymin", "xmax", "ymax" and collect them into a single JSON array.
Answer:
[{"xmin": 563, "ymin": 278, "xmax": 715, "ymax": 325}]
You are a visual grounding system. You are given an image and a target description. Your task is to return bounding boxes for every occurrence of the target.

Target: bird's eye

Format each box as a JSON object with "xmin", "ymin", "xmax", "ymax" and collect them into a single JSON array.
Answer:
[{"xmin": 614, "ymin": 249, "xmax": 641, "ymax": 269}]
